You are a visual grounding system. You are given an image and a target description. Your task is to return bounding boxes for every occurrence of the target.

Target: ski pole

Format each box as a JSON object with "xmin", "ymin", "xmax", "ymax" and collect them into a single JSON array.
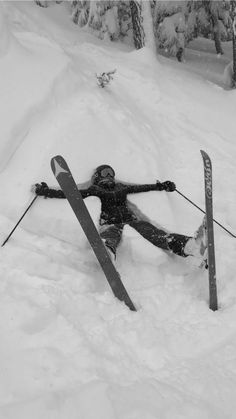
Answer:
[
  {"xmin": 1, "ymin": 195, "xmax": 38, "ymax": 247},
  {"xmin": 175, "ymin": 189, "xmax": 236, "ymax": 238}
]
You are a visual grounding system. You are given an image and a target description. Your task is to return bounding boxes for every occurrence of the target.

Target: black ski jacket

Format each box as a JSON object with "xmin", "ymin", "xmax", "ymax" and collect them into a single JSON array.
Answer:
[{"xmin": 43, "ymin": 182, "xmax": 165, "ymax": 225}]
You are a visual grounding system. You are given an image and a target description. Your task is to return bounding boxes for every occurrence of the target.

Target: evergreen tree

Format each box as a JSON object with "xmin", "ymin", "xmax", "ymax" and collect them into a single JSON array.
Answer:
[
  {"xmin": 117, "ymin": 2, "xmax": 132, "ymax": 39},
  {"xmin": 202, "ymin": 1, "xmax": 224, "ymax": 54},
  {"xmin": 141, "ymin": 0, "xmax": 156, "ymax": 51},
  {"xmin": 35, "ymin": 0, "xmax": 48, "ymax": 7},
  {"xmin": 153, "ymin": 1, "xmax": 190, "ymax": 61},
  {"xmin": 195, "ymin": 1, "xmax": 231, "ymax": 55},
  {"xmin": 230, "ymin": 0, "xmax": 236, "ymax": 86},
  {"xmin": 70, "ymin": 1, "xmax": 131, "ymax": 41},
  {"xmin": 130, "ymin": 0, "xmax": 145, "ymax": 49},
  {"xmin": 153, "ymin": 1, "xmax": 232, "ymax": 60},
  {"xmin": 71, "ymin": 1, "xmax": 89, "ymax": 26}
]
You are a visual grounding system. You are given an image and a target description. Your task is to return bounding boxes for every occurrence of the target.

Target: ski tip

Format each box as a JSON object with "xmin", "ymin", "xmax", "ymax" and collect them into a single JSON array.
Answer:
[
  {"xmin": 200, "ymin": 150, "xmax": 212, "ymax": 167},
  {"xmin": 51, "ymin": 155, "xmax": 69, "ymax": 178},
  {"xmin": 200, "ymin": 150, "xmax": 210, "ymax": 159},
  {"xmin": 51, "ymin": 155, "xmax": 63, "ymax": 164}
]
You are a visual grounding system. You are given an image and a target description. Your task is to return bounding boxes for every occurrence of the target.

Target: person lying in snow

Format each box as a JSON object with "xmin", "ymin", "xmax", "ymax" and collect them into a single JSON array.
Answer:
[{"xmin": 34, "ymin": 164, "xmax": 207, "ymax": 264}]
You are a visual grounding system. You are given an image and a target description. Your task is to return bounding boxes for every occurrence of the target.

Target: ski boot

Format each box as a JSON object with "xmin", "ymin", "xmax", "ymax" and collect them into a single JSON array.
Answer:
[{"xmin": 184, "ymin": 216, "xmax": 208, "ymax": 268}]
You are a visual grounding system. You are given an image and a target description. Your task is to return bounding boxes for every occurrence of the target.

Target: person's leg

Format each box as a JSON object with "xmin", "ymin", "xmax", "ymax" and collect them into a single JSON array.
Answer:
[
  {"xmin": 128, "ymin": 220, "xmax": 190, "ymax": 257},
  {"xmin": 99, "ymin": 224, "xmax": 124, "ymax": 258}
]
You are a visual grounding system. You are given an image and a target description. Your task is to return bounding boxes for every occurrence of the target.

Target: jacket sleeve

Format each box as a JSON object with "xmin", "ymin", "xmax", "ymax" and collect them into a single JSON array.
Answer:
[
  {"xmin": 125, "ymin": 182, "xmax": 164, "ymax": 194},
  {"xmin": 43, "ymin": 186, "xmax": 95, "ymax": 199},
  {"xmin": 42, "ymin": 188, "xmax": 65, "ymax": 198}
]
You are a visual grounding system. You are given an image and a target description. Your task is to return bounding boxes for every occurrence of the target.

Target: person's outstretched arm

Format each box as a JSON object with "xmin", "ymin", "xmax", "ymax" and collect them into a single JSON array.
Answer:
[
  {"xmin": 34, "ymin": 182, "xmax": 95, "ymax": 199},
  {"xmin": 124, "ymin": 180, "xmax": 176, "ymax": 194}
]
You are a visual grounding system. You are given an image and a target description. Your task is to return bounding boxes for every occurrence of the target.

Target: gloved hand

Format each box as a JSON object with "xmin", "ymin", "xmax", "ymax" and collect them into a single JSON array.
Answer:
[
  {"xmin": 162, "ymin": 180, "xmax": 176, "ymax": 192},
  {"xmin": 34, "ymin": 182, "xmax": 50, "ymax": 197}
]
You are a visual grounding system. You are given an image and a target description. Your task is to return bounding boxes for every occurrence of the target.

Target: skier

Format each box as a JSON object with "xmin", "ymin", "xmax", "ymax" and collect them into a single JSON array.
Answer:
[{"xmin": 34, "ymin": 164, "xmax": 206, "ymax": 263}]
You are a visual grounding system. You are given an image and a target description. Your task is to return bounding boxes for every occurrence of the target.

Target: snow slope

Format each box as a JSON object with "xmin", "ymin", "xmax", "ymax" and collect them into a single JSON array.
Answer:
[{"xmin": 0, "ymin": 2, "xmax": 236, "ymax": 418}]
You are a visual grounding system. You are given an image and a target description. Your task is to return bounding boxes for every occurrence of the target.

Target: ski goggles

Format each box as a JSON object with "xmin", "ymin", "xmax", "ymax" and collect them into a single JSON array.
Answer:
[{"xmin": 100, "ymin": 168, "xmax": 115, "ymax": 178}]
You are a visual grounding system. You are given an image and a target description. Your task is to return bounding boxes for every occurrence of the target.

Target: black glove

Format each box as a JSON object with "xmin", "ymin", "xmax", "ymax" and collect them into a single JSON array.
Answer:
[
  {"xmin": 162, "ymin": 180, "xmax": 176, "ymax": 192},
  {"xmin": 34, "ymin": 182, "xmax": 50, "ymax": 197}
]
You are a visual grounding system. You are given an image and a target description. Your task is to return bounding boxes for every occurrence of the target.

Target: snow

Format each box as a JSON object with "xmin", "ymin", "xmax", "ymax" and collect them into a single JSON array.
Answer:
[{"xmin": 0, "ymin": 2, "xmax": 236, "ymax": 418}]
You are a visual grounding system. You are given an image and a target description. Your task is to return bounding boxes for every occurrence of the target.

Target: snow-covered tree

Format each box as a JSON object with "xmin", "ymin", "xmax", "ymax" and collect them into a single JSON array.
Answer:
[
  {"xmin": 130, "ymin": 1, "xmax": 145, "ymax": 49},
  {"xmin": 35, "ymin": 0, "xmax": 48, "ymax": 7},
  {"xmin": 70, "ymin": 1, "xmax": 131, "ymax": 41},
  {"xmin": 71, "ymin": 1, "xmax": 89, "ymax": 26},
  {"xmin": 100, "ymin": 5, "xmax": 120, "ymax": 41},
  {"xmin": 153, "ymin": 1, "xmax": 233, "ymax": 60},
  {"xmin": 117, "ymin": 2, "xmax": 132, "ymax": 39},
  {"xmin": 153, "ymin": 1, "xmax": 191, "ymax": 61},
  {"xmin": 230, "ymin": 0, "xmax": 236, "ymax": 86},
  {"xmin": 201, "ymin": 1, "xmax": 229, "ymax": 54},
  {"xmin": 195, "ymin": 1, "xmax": 232, "ymax": 55},
  {"xmin": 141, "ymin": 0, "xmax": 156, "ymax": 51}
]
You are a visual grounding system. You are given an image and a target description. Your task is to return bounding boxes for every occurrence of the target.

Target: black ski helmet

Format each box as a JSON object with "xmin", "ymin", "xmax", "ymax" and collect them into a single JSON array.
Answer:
[{"xmin": 92, "ymin": 164, "xmax": 115, "ymax": 184}]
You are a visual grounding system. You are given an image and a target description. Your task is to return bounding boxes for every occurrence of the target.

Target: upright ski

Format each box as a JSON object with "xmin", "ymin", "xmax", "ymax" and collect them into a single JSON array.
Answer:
[
  {"xmin": 51, "ymin": 155, "xmax": 136, "ymax": 312},
  {"xmin": 200, "ymin": 150, "xmax": 218, "ymax": 311}
]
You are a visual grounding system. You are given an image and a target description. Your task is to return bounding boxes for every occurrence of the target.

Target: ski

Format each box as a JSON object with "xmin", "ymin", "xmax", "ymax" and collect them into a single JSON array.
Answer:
[
  {"xmin": 51, "ymin": 155, "xmax": 136, "ymax": 312},
  {"xmin": 200, "ymin": 150, "xmax": 218, "ymax": 311}
]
